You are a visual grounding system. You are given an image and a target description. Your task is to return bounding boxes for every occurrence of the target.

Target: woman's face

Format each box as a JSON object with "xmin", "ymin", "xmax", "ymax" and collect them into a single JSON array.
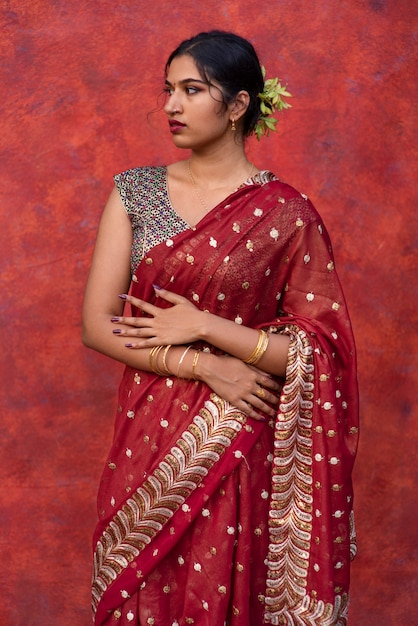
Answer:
[{"xmin": 164, "ymin": 54, "xmax": 232, "ymax": 151}]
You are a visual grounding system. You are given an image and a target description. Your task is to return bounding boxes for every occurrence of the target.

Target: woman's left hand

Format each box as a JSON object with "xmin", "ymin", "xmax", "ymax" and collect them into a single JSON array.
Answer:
[{"xmin": 112, "ymin": 286, "xmax": 203, "ymax": 347}]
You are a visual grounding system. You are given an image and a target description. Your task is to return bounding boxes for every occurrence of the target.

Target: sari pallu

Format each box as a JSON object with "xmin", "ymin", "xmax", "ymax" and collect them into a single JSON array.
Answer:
[{"xmin": 92, "ymin": 171, "xmax": 359, "ymax": 625}]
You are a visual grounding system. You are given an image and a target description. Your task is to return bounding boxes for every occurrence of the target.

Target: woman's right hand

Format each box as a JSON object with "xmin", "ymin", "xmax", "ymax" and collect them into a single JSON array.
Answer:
[{"xmin": 196, "ymin": 353, "xmax": 282, "ymax": 421}]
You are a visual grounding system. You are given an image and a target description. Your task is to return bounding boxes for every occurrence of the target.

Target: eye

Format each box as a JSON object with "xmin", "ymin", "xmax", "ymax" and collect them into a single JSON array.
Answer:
[
  {"xmin": 163, "ymin": 87, "xmax": 174, "ymax": 96},
  {"xmin": 185, "ymin": 86, "xmax": 200, "ymax": 95}
]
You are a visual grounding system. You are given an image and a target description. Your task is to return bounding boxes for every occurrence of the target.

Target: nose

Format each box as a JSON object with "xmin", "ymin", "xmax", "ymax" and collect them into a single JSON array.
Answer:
[{"xmin": 164, "ymin": 91, "xmax": 182, "ymax": 116}]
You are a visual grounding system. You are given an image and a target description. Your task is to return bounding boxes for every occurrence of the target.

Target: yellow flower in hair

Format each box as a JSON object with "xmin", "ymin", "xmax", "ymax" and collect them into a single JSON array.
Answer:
[{"xmin": 255, "ymin": 66, "xmax": 292, "ymax": 140}]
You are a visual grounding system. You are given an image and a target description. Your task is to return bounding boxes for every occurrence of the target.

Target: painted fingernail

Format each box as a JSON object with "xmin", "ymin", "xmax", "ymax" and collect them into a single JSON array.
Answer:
[
  {"xmin": 119, "ymin": 294, "xmax": 128, "ymax": 300},
  {"xmin": 111, "ymin": 317, "xmax": 120, "ymax": 322},
  {"xmin": 152, "ymin": 284, "xmax": 162, "ymax": 290},
  {"xmin": 125, "ymin": 343, "xmax": 133, "ymax": 348},
  {"xmin": 112, "ymin": 329, "xmax": 122, "ymax": 334}
]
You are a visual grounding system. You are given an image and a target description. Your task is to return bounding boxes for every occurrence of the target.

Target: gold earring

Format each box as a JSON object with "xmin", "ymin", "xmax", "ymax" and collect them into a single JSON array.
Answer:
[{"xmin": 230, "ymin": 118, "xmax": 236, "ymax": 131}]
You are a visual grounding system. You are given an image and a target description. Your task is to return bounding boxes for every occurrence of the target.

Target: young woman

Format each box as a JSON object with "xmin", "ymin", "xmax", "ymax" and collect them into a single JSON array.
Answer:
[{"xmin": 82, "ymin": 30, "xmax": 359, "ymax": 626}]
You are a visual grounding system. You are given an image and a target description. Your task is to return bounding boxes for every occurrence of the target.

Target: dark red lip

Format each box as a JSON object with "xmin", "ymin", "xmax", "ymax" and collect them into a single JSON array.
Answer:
[{"xmin": 169, "ymin": 119, "xmax": 186, "ymax": 132}]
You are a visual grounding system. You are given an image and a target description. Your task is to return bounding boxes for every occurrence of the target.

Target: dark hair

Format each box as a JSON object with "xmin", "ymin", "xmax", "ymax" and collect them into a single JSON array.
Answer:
[{"xmin": 165, "ymin": 31, "xmax": 264, "ymax": 137}]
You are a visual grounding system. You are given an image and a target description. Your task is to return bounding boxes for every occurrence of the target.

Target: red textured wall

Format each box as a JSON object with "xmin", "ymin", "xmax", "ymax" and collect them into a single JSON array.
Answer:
[{"xmin": 1, "ymin": 2, "xmax": 416, "ymax": 624}]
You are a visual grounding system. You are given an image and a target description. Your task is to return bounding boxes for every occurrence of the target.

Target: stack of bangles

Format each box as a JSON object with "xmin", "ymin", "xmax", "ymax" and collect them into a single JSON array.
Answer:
[
  {"xmin": 149, "ymin": 344, "xmax": 201, "ymax": 380},
  {"xmin": 149, "ymin": 344, "xmax": 172, "ymax": 376},
  {"xmin": 149, "ymin": 329, "xmax": 269, "ymax": 380},
  {"xmin": 243, "ymin": 329, "xmax": 269, "ymax": 365}
]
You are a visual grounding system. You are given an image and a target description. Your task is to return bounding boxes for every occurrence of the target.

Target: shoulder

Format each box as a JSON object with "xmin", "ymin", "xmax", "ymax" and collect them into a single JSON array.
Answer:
[
  {"xmin": 113, "ymin": 166, "xmax": 167, "ymax": 215},
  {"xmin": 259, "ymin": 171, "xmax": 323, "ymax": 225},
  {"xmin": 113, "ymin": 165, "xmax": 166, "ymax": 189}
]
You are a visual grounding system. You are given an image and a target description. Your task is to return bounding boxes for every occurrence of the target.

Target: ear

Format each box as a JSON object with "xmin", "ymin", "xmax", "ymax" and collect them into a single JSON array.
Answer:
[{"xmin": 229, "ymin": 90, "xmax": 250, "ymax": 122}]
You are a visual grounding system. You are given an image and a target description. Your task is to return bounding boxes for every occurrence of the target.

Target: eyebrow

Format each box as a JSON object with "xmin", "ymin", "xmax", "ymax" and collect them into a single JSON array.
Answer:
[{"xmin": 165, "ymin": 78, "xmax": 208, "ymax": 87}]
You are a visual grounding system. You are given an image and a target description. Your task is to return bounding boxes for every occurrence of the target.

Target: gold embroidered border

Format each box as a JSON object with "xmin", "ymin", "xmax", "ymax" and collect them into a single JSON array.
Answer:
[
  {"xmin": 264, "ymin": 327, "xmax": 349, "ymax": 625},
  {"xmin": 265, "ymin": 592, "xmax": 349, "ymax": 625},
  {"xmin": 92, "ymin": 395, "xmax": 246, "ymax": 613}
]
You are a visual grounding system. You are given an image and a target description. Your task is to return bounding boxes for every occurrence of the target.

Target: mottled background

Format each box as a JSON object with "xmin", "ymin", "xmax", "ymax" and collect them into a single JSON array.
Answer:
[{"xmin": 1, "ymin": 1, "xmax": 416, "ymax": 624}]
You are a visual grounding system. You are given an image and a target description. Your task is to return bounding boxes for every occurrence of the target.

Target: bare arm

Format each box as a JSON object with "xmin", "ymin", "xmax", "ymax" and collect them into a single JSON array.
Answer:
[
  {"xmin": 82, "ymin": 187, "xmax": 153, "ymax": 370},
  {"xmin": 112, "ymin": 287, "xmax": 290, "ymax": 377}
]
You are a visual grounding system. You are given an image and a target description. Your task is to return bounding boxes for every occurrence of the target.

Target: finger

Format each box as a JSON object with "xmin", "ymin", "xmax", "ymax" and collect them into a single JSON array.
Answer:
[
  {"xmin": 119, "ymin": 294, "xmax": 160, "ymax": 316},
  {"xmin": 253, "ymin": 385, "xmax": 279, "ymax": 405},
  {"xmin": 241, "ymin": 401, "xmax": 267, "ymax": 422},
  {"xmin": 249, "ymin": 393, "xmax": 278, "ymax": 418},
  {"xmin": 113, "ymin": 327, "xmax": 156, "ymax": 338},
  {"xmin": 124, "ymin": 337, "xmax": 162, "ymax": 349},
  {"xmin": 256, "ymin": 374, "xmax": 281, "ymax": 392},
  {"xmin": 112, "ymin": 315, "xmax": 154, "ymax": 329},
  {"xmin": 152, "ymin": 285, "xmax": 187, "ymax": 305}
]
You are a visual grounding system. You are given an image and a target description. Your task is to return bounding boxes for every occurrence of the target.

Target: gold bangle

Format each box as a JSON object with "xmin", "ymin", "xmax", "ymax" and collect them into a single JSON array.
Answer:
[
  {"xmin": 161, "ymin": 344, "xmax": 172, "ymax": 375},
  {"xmin": 191, "ymin": 350, "xmax": 200, "ymax": 380},
  {"xmin": 243, "ymin": 329, "xmax": 269, "ymax": 365},
  {"xmin": 149, "ymin": 346, "xmax": 158, "ymax": 372},
  {"xmin": 149, "ymin": 345, "xmax": 164, "ymax": 375},
  {"xmin": 177, "ymin": 345, "xmax": 193, "ymax": 378}
]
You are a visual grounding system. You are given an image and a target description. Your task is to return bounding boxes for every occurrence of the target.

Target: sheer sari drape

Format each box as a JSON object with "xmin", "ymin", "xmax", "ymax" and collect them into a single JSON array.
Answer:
[{"xmin": 92, "ymin": 170, "xmax": 358, "ymax": 625}]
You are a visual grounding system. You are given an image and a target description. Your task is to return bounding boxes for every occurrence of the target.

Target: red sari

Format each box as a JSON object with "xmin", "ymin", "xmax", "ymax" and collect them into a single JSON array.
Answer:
[{"xmin": 92, "ymin": 168, "xmax": 358, "ymax": 625}]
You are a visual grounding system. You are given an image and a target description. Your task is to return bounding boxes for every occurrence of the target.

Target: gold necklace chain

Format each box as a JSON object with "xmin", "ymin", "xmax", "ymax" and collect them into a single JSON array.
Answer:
[
  {"xmin": 187, "ymin": 160, "xmax": 209, "ymax": 212},
  {"xmin": 187, "ymin": 160, "xmax": 256, "ymax": 213}
]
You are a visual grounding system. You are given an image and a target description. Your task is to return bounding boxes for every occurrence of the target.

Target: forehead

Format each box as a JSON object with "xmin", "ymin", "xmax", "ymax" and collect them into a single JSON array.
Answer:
[{"xmin": 166, "ymin": 54, "xmax": 203, "ymax": 83}]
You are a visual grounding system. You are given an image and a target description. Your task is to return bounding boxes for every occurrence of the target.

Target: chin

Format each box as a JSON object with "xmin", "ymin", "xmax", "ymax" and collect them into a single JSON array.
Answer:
[{"xmin": 170, "ymin": 135, "xmax": 195, "ymax": 150}]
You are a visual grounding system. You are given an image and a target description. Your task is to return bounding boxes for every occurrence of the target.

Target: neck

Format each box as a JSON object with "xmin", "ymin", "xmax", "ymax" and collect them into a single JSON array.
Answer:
[{"xmin": 188, "ymin": 142, "xmax": 252, "ymax": 190}]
